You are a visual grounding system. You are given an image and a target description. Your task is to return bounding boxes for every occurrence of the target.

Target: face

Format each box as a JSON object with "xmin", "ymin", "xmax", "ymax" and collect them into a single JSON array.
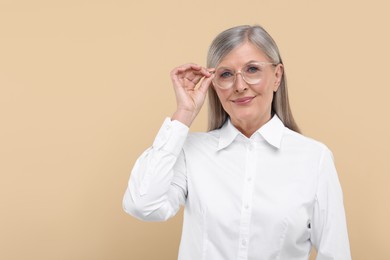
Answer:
[{"xmin": 213, "ymin": 42, "xmax": 283, "ymax": 135}]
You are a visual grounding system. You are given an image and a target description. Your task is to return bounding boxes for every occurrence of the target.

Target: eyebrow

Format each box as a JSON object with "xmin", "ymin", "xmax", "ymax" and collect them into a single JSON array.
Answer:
[{"xmin": 216, "ymin": 60, "xmax": 268, "ymax": 70}]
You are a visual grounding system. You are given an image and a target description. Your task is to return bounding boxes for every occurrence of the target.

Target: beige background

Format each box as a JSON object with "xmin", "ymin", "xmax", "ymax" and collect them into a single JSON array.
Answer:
[{"xmin": 1, "ymin": 0, "xmax": 389, "ymax": 259}]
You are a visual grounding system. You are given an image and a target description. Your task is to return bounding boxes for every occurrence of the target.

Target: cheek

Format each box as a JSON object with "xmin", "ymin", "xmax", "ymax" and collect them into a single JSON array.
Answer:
[
  {"xmin": 215, "ymin": 88, "xmax": 232, "ymax": 102},
  {"xmin": 252, "ymin": 79, "xmax": 275, "ymax": 94},
  {"xmin": 214, "ymin": 89, "xmax": 234, "ymax": 113}
]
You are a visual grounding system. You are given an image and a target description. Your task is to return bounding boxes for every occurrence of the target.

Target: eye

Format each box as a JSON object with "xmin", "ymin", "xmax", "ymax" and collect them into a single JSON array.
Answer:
[
  {"xmin": 219, "ymin": 71, "xmax": 233, "ymax": 79},
  {"xmin": 246, "ymin": 65, "xmax": 261, "ymax": 74}
]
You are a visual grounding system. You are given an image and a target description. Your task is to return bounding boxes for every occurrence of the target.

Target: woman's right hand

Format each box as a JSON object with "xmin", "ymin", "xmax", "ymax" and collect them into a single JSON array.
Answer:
[{"xmin": 170, "ymin": 63, "xmax": 214, "ymax": 127}]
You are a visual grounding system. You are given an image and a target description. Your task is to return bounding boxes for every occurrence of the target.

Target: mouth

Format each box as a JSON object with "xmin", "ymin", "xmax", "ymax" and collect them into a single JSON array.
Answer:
[{"xmin": 232, "ymin": 96, "xmax": 255, "ymax": 105}]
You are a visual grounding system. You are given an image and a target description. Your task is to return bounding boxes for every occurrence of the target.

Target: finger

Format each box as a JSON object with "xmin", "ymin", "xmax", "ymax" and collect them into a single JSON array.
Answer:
[
  {"xmin": 174, "ymin": 63, "xmax": 202, "ymax": 75},
  {"xmin": 182, "ymin": 70, "xmax": 208, "ymax": 86},
  {"xmin": 198, "ymin": 73, "xmax": 215, "ymax": 94},
  {"xmin": 179, "ymin": 65, "xmax": 210, "ymax": 76},
  {"xmin": 187, "ymin": 67, "xmax": 215, "ymax": 87},
  {"xmin": 171, "ymin": 64, "xmax": 199, "ymax": 79},
  {"xmin": 206, "ymin": 68, "xmax": 216, "ymax": 75},
  {"xmin": 172, "ymin": 65, "xmax": 203, "ymax": 84},
  {"xmin": 189, "ymin": 73, "xmax": 204, "ymax": 85},
  {"xmin": 170, "ymin": 64, "xmax": 210, "ymax": 89},
  {"xmin": 192, "ymin": 66, "xmax": 213, "ymax": 78},
  {"xmin": 170, "ymin": 69, "xmax": 183, "ymax": 88}
]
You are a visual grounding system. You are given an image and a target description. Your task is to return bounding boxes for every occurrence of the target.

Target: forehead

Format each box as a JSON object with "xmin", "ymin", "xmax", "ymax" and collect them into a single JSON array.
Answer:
[{"xmin": 218, "ymin": 42, "xmax": 268, "ymax": 68}]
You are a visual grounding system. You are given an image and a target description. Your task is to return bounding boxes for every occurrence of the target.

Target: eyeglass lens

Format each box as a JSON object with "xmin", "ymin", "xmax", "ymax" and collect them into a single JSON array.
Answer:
[{"xmin": 213, "ymin": 62, "xmax": 269, "ymax": 89}]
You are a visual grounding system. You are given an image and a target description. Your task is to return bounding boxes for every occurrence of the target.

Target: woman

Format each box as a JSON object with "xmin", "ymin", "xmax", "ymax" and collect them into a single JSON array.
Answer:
[{"xmin": 123, "ymin": 25, "xmax": 351, "ymax": 260}]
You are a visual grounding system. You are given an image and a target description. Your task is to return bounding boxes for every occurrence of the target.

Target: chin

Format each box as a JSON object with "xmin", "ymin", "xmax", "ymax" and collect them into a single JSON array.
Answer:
[{"xmin": 232, "ymin": 112, "xmax": 258, "ymax": 122}]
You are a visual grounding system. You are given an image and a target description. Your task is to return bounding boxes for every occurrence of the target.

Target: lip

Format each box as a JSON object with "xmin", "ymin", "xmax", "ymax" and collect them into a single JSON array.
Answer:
[{"xmin": 232, "ymin": 96, "xmax": 255, "ymax": 105}]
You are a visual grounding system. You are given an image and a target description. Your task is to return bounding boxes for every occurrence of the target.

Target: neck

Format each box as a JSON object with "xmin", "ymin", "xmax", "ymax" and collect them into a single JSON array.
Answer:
[{"xmin": 231, "ymin": 114, "xmax": 272, "ymax": 138}]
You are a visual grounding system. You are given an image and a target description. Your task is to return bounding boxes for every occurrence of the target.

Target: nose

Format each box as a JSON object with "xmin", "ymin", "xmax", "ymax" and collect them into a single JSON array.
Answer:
[{"xmin": 234, "ymin": 72, "xmax": 248, "ymax": 93}]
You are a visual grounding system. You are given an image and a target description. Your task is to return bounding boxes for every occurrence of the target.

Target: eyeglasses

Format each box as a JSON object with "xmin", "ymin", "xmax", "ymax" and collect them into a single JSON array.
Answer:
[{"xmin": 211, "ymin": 61, "xmax": 276, "ymax": 90}]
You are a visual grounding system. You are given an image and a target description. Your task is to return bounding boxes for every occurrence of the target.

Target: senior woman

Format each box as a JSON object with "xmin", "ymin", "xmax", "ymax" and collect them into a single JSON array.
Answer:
[{"xmin": 123, "ymin": 25, "xmax": 351, "ymax": 260}]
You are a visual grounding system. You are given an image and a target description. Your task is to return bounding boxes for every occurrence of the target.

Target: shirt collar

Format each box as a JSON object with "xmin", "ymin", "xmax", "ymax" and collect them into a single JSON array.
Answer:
[{"xmin": 217, "ymin": 115, "xmax": 285, "ymax": 151}]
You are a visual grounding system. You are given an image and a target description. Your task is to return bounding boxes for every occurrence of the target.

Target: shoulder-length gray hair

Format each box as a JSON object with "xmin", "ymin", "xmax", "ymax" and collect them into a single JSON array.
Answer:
[{"xmin": 207, "ymin": 25, "xmax": 300, "ymax": 133}]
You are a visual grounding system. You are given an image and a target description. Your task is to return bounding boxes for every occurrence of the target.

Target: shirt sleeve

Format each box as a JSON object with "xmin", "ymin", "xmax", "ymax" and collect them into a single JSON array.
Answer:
[
  {"xmin": 122, "ymin": 118, "xmax": 189, "ymax": 222},
  {"xmin": 311, "ymin": 147, "xmax": 352, "ymax": 259}
]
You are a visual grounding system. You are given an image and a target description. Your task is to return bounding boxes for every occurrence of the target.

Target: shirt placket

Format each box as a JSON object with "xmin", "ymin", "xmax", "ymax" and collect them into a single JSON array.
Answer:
[{"xmin": 237, "ymin": 141, "xmax": 257, "ymax": 260}]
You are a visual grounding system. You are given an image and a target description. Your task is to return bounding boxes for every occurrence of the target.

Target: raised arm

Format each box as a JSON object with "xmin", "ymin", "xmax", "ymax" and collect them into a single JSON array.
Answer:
[{"xmin": 122, "ymin": 64, "xmax": 213, "ymax": 221}]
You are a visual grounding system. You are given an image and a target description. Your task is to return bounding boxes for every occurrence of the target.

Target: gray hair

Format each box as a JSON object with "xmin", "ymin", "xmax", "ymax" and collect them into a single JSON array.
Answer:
[{"xmin": 207, "ymin": 25, "xmax": 300, "ymax": 133}]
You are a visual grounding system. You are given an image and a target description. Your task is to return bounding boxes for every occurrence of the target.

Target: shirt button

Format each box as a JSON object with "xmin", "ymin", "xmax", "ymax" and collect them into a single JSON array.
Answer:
[
  {"xmin": 241, "ymin": 239, "xmax": 247, "ymax": 246},
  {"xmin": 245, "ymin": 204, "xmax": 249, "ymax": 209},
  {"xmin": 247, "ymin": 177, "xmax": 252, "ymax": 182}
]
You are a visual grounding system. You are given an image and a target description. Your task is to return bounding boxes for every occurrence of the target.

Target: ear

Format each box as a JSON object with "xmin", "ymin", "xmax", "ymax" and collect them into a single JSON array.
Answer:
[{"xmin": 273, "ymin": 64, "xmax": 284, "ymax": 92}]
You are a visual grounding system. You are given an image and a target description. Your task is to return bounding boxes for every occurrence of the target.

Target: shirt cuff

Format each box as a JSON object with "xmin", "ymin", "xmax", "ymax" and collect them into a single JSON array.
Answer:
[{"xmin": 152, "ymin": 117, "xmax": 189, "ymax": 157}]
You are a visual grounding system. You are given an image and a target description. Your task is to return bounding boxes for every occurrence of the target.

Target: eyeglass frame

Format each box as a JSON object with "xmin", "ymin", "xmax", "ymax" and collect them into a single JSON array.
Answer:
[{"xmin": 210, "ymin": 61, "xmax": 278, "ymax": 90}]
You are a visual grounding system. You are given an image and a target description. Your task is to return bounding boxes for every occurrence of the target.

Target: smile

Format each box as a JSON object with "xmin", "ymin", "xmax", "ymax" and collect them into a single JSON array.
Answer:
[{"xmin": 232, "ymin": 96, "xmax": 255, "ymax": 105}]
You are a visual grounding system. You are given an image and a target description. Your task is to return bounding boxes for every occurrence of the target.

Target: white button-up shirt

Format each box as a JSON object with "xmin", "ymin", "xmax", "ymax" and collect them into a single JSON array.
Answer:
[{"xmin": 123, "ymin": 116, "xmax": 351, "ymax": 260}]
